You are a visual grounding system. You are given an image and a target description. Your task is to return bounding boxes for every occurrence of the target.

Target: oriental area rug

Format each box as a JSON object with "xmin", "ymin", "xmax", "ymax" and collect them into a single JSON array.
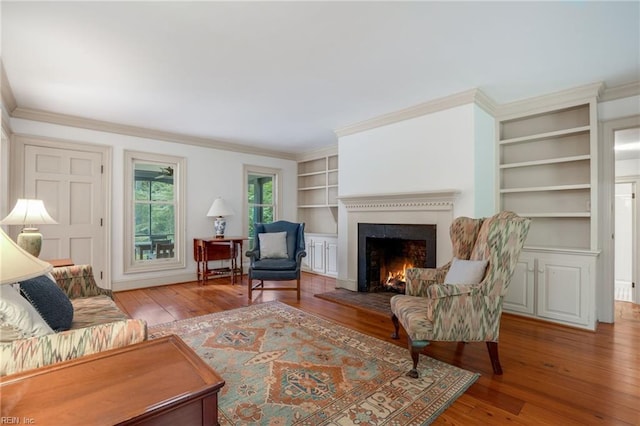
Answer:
[{"xmin": 148, "ymin": 301, "xmax": 478, "ymax": 425}]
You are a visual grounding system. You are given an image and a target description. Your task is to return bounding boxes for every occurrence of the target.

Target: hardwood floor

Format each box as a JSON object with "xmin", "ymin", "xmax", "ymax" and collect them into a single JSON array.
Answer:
[{"xmin": 115, "ymin": 272, "xmax": 640, "ymax": 425}]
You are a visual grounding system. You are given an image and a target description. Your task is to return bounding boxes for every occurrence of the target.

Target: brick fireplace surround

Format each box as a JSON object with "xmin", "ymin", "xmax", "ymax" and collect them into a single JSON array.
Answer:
[{"xmin": 337, "ymin": 190, "xmax": 459, "ymax": 292}]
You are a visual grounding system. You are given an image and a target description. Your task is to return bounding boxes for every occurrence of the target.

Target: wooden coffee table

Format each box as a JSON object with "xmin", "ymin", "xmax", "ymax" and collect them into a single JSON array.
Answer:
[{"xmin": 0, "ymin": 335, "xmax": 225, "ymax": 425}]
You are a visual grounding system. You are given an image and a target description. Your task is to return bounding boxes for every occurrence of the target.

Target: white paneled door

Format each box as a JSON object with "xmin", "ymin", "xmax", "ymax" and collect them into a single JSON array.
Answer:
[{"xmin": 22, "ymin": 142, "xmax": 108, "ymax": 287}]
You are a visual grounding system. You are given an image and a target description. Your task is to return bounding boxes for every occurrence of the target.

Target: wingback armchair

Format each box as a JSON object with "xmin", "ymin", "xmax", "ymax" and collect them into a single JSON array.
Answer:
[
  {"xmin": 245, "ymin": 221, "xmax": 306, "ymax": 300},
  {"xmin": 390, "ymin": 211, "xmax": 530, "ymax": 377}
]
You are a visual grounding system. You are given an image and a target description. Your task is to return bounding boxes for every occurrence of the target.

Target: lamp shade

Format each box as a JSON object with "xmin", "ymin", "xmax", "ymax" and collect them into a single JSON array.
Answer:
[
  {"xmin": 0, "ymin": 227, "xmax": 52, "ymax": 285},
  {"xmin": 0, "ymin": 199, "xmax": 58, "ymax": 226},
  {"xmin": 1, "ymin": 199, "xmax": 58, "ymax": 257},
  {"xmin": 206, "ymin": 198, "xmax": 235, "ymax": 217}
]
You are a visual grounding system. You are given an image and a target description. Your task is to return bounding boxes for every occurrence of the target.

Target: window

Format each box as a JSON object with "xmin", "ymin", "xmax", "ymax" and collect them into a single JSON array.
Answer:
[
  {"xmin": 244, "ymin": 165, "xmax": 281, "ymax": 249},
  {"xmin": 124, "ymin": 151, "xmax": 185, "ymax": 273}
]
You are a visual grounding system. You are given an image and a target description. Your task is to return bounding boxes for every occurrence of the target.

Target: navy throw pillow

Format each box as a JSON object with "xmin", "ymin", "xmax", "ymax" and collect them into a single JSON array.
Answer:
[{"xmin": 19, "ymin": 275, "xmax": 74, "ymax": 332}]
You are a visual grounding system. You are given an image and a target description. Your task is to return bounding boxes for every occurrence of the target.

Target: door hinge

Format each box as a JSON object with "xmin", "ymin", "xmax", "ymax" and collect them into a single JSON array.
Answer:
[
  {"xmin": 101, "ymin": 165, "xmax": 104, "ymax": 174},
  {"xmin": 100, "ymin": 271, "xmax": 103, "ymax": 280},
  {"xmin": 633, "ymin": 192, "xmax": 636, "ymax": 199},
  {"xmin": 100, "ymin": 218, "xmax": 103, "ymax": 226},
  {"xmin": 633, "ymin": 282, "xmax": 636, "ymax": 288}
]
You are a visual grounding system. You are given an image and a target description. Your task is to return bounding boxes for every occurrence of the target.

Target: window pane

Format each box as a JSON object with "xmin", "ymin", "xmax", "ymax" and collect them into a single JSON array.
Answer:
[
  {"xmin": 133, "ymin": 164, "xmax": 175, "ymax": 261},
  {"xmin": 135, "ymin": 180, "xmax": 150, "ymax": 201},
  {"xmin": 135, "ymin": 204, "xmax": 150, "ymax": 239},
  {"xmin": 125, "ymin": 152, "xmax": 184, "ymax": 272},
  {"xmin": 246, "ymin": 167, "xmax": 278, "ymax": 251},
  {"xmin": 150, "ymin": 204, "xmax": 175, "ymax": 238},
  {"xmin": 261, "ymin": 206, "xmax": 274, "ymax": 224},
  {"xmin": 261, "ymin": 180, "xmax": 273, "ymax": 204},
  {"xmin": 151, "ymin": 181, "xmax": 174, "ymax": 201},
  {"xmin": 247, "ymin": 182, "xmax": 255, "ymax": 204}
]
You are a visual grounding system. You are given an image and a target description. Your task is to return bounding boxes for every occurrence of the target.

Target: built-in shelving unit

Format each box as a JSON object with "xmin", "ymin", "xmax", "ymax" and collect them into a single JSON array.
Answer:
[
  {"xmin": 297, "ymin": 149, "xmax": 338, "ymax": 235},
  {"xmin": 297, "ymin": 154, "xmax": 338, "ymax": 208},
  {"xmin": 498, "ymin": 102, "xmax": 596, "ymax": 250},
  {"xmin": 497, "ymin": 83, "xmax": 602, "ymax": 330}
]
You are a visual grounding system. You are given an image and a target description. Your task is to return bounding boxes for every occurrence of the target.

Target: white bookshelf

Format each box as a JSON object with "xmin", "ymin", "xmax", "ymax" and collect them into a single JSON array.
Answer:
[
  {"xmin": 497, "ymin": 83, "xmax": 602, "ymax": 330},
  {"xmin": 498, "ymin": 102, "xmax": 595, "ymax": 250},
  {"xmin": 297, "ymin": 150, "xmax": 338, "ymax": 235}
]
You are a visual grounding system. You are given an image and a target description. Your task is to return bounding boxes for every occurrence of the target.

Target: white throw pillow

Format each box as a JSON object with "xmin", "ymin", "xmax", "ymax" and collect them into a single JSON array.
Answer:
[
  {"xmin": 0, "ymin": 284, "xmax": 54, "ymax": 342},
  {"xmin": 258, "ymin": 231, "xmax": 289, "ymax": 259},
  {"xmin": 444, "ymin": 257, "xmax": 489, "ymax": 285}
]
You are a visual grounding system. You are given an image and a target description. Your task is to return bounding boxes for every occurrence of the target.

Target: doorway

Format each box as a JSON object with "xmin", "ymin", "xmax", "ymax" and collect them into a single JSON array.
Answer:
[
  {"xmin": 12, "ymin": 135, "xmax": 111, "ymax": 288},
  {"xmin": 614, "ymin": 127, "xmax": 640, "ymax": 305},
  {"xmin": 614, "ymin": 182, "xmax": 635, "ymax": 302}
]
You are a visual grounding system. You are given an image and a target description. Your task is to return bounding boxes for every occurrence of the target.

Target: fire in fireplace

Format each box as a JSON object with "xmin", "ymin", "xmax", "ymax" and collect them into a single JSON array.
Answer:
[{"xmin": 358, "ymin": 223, "xmax": 436, "ymax": 293}]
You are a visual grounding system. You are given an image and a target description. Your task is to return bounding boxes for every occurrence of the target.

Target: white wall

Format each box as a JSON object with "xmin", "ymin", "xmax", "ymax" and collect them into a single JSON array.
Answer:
[
  {"xmin": 337, "ymin": 102, "xmax": 494, "ymax": 287},
  {"xmin": 8, "ymin": 118, "xmax": 297, "ymax": 290},
  {"xmin": 473, "ymin": 104, "xmax": 496, "ymax": 217},
  {"xmin": 616, "ymin": 158, "xmax": 640, "ymax": 177},
  {"xmin": 599, "ymin": 94, "xmax": 640, "ymax": 121},
  {"xmin": 0, "ymin": 128, "xmax": 9, "ymax": 220},
  {"xmin": 338, "ymin": 103, "xmax": 478, "ymax": 216}
]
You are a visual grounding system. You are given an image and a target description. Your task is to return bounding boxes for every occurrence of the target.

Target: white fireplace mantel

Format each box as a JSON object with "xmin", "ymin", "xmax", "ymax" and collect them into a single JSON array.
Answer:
[
  {"xmin": 336, "ymin": 190, "xmax": 460, "ymax": 291},
  {"xmin": 338, "ymin": 190, "xmax": 459, "ymax": 211}
]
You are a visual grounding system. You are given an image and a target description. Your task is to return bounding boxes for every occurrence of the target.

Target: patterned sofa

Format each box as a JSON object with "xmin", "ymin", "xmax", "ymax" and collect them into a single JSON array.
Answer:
[{"xmin": 0, "ymin": 265, "xmax": 147, "ymax": 376}]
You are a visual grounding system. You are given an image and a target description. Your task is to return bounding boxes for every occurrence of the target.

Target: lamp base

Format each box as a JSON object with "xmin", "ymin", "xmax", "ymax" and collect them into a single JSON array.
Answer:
[
  {"xmin": 17, "ymin": 228, "xmax": 43, "ymax": 258},
  {"xmin": 214, "ymin": 217, "xmax": 226, "ymax": 239}
]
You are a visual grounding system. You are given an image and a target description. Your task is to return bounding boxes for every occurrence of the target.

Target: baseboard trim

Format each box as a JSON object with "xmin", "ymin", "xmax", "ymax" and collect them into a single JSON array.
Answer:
[{"xmin": 112, "ymin": 272, "xmax": 196, "ymax": 292}]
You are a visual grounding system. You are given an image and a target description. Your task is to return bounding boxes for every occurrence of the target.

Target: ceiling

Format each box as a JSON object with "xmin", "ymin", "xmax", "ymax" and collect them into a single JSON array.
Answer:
[{"xmin": 1, "ymin": 1, "xmax": 639, "ymax": 156}]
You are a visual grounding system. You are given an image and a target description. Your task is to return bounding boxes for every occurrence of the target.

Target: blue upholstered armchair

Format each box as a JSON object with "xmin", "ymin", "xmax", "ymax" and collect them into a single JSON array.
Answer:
[{"xmin": 245, "ymin": 221, "xmax": 306, "ymax": 300}]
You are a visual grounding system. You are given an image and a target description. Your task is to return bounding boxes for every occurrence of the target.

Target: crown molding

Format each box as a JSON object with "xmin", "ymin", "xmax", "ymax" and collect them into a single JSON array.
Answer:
[
  {"xmin": 600, "ymin": 81, "xmax": 640, "ymax": 102},
  {"xmin": 0, "ymin": 62, "xmax": 17, "ymax": 115},
  {"xmin": 295, "ymin": 144, "xmax": 338, "ymax": 162},
  {"xmin": 10, "ymin": 107, "xmax": 297, "ymax": 160},
  {"xmin": 496, "ymin": 81, "xmax": 605, "ymax": 120},
  {"xmin": 473, "ymin": 89, "xmax": 499, "ymax": 117},
  {"xmin": 334, "ymin": 88, "xmax": 497, "ymax": 138}
]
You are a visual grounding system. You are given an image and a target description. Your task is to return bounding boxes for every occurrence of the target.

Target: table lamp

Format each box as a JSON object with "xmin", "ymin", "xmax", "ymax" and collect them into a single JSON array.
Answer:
[
  {"xmin": 0, "ymin": 226, "xmax": 52, "ymax": 285},
  {"xmin": 206, "ymin": 197, "xmax": 234, "ymax": 238},
  {"xmin": 0, "ymin": 199, "xmax": 58, "ymax": 257}
]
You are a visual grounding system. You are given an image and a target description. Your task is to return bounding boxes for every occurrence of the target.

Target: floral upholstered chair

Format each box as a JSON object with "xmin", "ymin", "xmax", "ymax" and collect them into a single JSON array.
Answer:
[{"xmin": 390, "ymin": 211, "xmax": 530, "ymax": 377}]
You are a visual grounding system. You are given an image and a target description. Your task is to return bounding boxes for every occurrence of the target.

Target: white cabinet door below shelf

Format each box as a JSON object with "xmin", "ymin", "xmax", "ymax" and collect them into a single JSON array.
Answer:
[
  {"xmin": 311, "ymin": 240, "xmax": 325, "ymax": 274},
  {"xmin": 536, "ymin": 255, "xmax": 592, "ymax": 327},
  {"xmin": 301, "ymin": 241, "xmax": 311, "ymax": 271},
  {"xmin": 504, "ymin": 254, "xmax": 535, "ymax": 315},
  {"xmin": 325, "ymin": 239, "xmax": 338, "ymax": 277}
]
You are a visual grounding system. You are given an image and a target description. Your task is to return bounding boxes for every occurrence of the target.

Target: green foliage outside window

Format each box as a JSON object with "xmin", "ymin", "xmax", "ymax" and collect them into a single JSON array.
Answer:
[
  {"xmin": 247, "ymin": 173, "xmax": 275, "ymax": 249},
  {"xmin": 134, "ymin": 164, "xmax": 176, "ymax": 258}
]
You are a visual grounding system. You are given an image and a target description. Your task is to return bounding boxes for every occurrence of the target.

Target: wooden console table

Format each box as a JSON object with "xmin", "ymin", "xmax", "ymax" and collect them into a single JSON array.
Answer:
[
  {"xmin": 45, "ymin": 258, "xmax": 74, "ymax": 267},
  {"xmin": 0, "ymin": 335, "xmax": 225, "ymax": 425},
  {"xmin": 194, "ymin": 237, "xmax": 247, "ymax": 285}
]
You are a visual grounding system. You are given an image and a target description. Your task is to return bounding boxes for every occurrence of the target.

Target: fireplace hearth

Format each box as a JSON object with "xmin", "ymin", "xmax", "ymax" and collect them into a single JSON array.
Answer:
[{"xmin": 358, "ymin": 223, "xmax": 436, "ymax": 292}]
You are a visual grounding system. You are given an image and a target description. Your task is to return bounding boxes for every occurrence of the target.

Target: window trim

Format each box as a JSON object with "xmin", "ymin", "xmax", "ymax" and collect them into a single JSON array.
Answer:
[
  {"xmin": 243, "ymin": 164, "xmax": 282, "ymax": 247},
  {"xmin": 124, "ymin": 150, "xmax": 186, "ymax": 273}
]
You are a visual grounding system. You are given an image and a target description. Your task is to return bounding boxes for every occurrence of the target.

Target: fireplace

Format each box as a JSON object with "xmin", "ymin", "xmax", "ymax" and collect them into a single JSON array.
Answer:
[
  {"xmin": 358, "ymin": 223, "xmax": 436, "ymax": 292},
  {"xmin": 337, "ymin": 190, "xmax": 458, "ymax": 292}
]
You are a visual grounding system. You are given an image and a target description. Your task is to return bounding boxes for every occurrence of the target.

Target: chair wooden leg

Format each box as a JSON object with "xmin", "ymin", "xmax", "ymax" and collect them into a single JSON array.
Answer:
[
  {"xmin": 391, "ymin": 314, "xmax": 400, "ymax": 339},
  {"xmin": 486, "ymin": 341, "xmax": 503, "ymax": 375},
  {"xmin": 247, "ymin": 276, "xmax": 252, "ymax": 300},
  {"xmin": 296, "ymin": 277, "xmax": 301, "ymax": 300},
  {"xmin": 408, "ymin": 340, "xmax": 420, "ymax": 378}
]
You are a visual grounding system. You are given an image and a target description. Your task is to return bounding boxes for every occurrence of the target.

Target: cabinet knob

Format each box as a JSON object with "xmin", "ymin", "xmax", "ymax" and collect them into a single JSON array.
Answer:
[{"xmin": 538, "ymin": 268, "xmax": 544, "ymax": 274}]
